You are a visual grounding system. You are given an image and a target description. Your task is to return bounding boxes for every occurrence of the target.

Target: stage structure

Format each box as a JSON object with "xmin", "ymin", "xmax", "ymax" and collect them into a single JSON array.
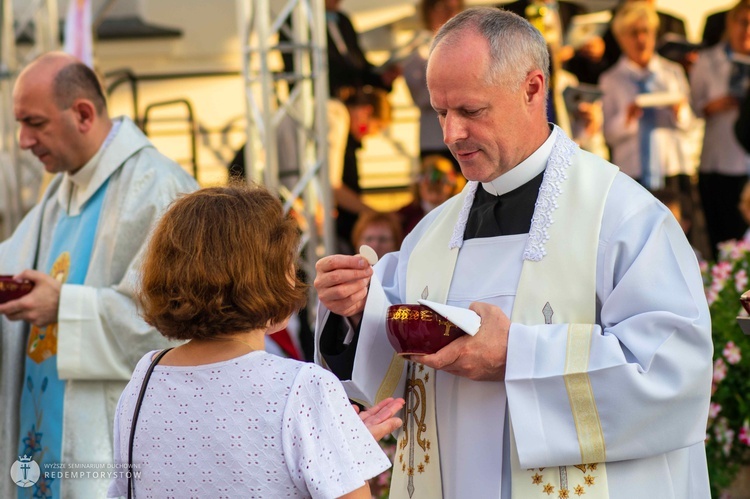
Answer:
[
  {"xmin": 0, "ymin": 0, "xmax": 58, "ymax": 239},
  {"xmin": 237, "ymin": 0, "xmax": 334, "ymax": 313}
]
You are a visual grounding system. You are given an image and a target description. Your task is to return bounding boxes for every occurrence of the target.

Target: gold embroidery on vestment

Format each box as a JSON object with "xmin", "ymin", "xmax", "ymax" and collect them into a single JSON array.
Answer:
[{"xmin": 564, "ymin": 324, "xmax": 606, "ymax": 464}]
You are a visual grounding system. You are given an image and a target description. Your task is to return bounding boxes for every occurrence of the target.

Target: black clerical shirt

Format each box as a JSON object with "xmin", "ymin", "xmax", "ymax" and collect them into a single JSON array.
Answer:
[{"xmin": 465, "ymin": 172, "xmax": 544, "ymax": 238}]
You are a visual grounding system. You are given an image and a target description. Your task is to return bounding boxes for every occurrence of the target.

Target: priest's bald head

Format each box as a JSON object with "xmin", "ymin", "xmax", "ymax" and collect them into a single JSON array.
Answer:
[
  {"xmin": 426, "ymin": 7, "xmax": 551, "ymax": 183},
  {"xmin": 13, "ymin": 51, "xmax": 112, "ymax": 175}
]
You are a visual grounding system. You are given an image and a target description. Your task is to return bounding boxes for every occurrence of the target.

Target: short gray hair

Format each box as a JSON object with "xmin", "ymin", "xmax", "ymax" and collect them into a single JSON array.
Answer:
[
  {"xmin": 431, "ymin": 7, "xmax": 550, "ymax": 93},
  {"xmin": 611, "ymin": 1, "xmax": 659, "ymax": 42}
]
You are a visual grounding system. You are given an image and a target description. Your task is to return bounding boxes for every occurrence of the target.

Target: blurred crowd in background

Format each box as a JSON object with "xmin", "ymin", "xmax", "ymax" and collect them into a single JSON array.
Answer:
[{"xmin": 258, "ymin": 0, "xmax": 750, "ymax": 269}]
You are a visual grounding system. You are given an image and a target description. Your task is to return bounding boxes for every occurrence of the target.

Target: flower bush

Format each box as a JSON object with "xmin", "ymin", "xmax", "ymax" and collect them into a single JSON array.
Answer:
[{"xmin": 703, "ymin": 239, "xmax": 750, "ymax": 497}]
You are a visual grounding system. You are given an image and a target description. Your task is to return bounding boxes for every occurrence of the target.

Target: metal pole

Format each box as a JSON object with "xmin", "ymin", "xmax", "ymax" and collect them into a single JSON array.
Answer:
[
  {"xmin": 310, "ymin": 0, "xmax": 336, "ymax": 259},
  {"xmin": 0, "ymin": 0, "xmax": 60, "ymax": 238},
  {"xmin": 238, "ymin": 0, "xmax": 334, "ymax": 318},
  {"xmin": 0, "ymin": 0, "xmax": 20, "ymax": 239}
]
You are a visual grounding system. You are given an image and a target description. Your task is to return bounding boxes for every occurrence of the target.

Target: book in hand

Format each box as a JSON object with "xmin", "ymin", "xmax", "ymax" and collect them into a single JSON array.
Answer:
[
  {"xmin": 731, "ymin": 52, "xmax": 750, "ymax": 67},
  {"xmin": 729, "ymin": 53, "xmax": 750, "ymax": 99},
  {"xmin": 634, "ymin": 92, "xmax": 684, "ymax": 108},
  {"xmin": 657, "ymin": 33, "xmax": 703, "ymax": 62},
  {"xmin": 564, "ymin": 10, "xmax": 611, "ymax": 50},
  {"xmin": 562, "ymin": 83, "xmax": 603, "ymax": 111}
]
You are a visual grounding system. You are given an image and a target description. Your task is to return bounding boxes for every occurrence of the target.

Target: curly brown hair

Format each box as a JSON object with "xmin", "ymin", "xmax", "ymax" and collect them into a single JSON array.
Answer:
[{"xmin": 138, "ymin": 185, "xmax": 307, "ymax": 340}]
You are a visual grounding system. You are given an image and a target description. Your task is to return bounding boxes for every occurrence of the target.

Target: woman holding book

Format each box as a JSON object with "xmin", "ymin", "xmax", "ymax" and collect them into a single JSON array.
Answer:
[{"xmin": 600, "ymin": 2, "xmax": 693, "ymax": 202}]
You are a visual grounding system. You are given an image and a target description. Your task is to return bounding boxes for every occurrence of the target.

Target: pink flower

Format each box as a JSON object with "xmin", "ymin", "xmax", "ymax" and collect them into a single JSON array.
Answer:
[
  {"xmin": 713, "ymin": 358, "xmax": 727, "ymax": 384},
  {"xmin": 724, "ymin": 430, "xmax": 736, "ymax": 456},
  {"xmin": 731, "ymin": 244, "xmax": 747, "ymax": 261},
  {"xmin": 713, "ymin": 418, "xmax": 735, "ymax": 456},
  {"xmin": 736, "ymin": 269, "xmax": 749, "ymax": 293},
  {"xmin": 699, "ymin": 260, "xmax": 709, "ymax": 274},
  {"xmin": 706, "ymin": 288, "xmax": 719, "ymax": 306},
  {"xmin": 723, "ymin": 341, "xmax": 742, "ymax": 365},
  {"xmin": 719, "ymin": 238, "xmax": 750, "ymax": 260},
  {"xmin": 712, "ymin": 261, "xmax": 733, "ymax": 281},
  {"xmin": 376, "ymin": 470, "xmax": 391, "ymax": 487},
  {"xmin": 709, "ymin": 402, "xmax": 722, "ymax": 419},
  {"xmin": 740, "ymin": 420, "xmax": 750, "ymax": 446},
  {"xmin": 717, "ymin": 240, "xmax": 735, "ymax": 260}
]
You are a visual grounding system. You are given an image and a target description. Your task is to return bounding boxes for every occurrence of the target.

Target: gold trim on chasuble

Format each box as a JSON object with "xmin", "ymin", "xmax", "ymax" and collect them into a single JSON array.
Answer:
[
  {"xmin": 564, "ymin": 324, "xmax": 606, "ymax": 464},
  {"xmin": 514, "ymin": 324, "xmax": 609, "ymax": 498},
  {"xmin": 27, "ymin": 252, "xmax": 71, "ymax": 363},
  {"xmin": 510, "ymin": 140, "xmax": 617, "ymax": 499}
]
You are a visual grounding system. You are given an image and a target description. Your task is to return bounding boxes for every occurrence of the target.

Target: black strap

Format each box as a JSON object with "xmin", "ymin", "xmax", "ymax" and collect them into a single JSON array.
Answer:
[{"xmin": 127, "ymin": 348, "xmax": 173, "ymax": 499}]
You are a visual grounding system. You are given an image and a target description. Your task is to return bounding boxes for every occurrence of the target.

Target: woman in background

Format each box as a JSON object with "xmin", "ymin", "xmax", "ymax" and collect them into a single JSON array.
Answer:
[
  {"xmin": 600, "ymin": 1, "xmax": 693, "ymax": 194},
  {"xmin": 397, "ymin": 154, "xmax": 462, "ymax": 236},
  {"xmin": 351, "ymin": 211, "xmax": 404, "ymax": 260}
]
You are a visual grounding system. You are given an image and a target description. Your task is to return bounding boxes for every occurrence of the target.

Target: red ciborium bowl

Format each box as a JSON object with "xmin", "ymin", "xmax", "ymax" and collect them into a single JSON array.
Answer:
[
  {"xmin": 0, "ymin": 276, "xmax": 34, "ymax": 304},
  {"xmin": 385, "ymin": 304, "xmax": 466, "ymax": 356}
]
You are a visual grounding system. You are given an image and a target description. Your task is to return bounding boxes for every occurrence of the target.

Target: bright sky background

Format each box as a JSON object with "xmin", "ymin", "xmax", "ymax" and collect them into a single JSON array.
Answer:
[
  {"xmin": 656, "ymin": 0, "xmax": 734, "ymax": 41},
  {"xmin": 343, "ymin": 0, "xmax": 738, "ymax": 42}
]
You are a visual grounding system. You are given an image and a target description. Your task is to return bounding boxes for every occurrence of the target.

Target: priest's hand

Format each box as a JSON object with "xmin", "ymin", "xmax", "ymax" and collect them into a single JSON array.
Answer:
[
  {"xmin": 417, "ymin": 302, "xmax": 509, "ymax": 381},
  {"xmin": 0, "ymin": 270, "xmax": 61, "ymax": 327},
  {"xmin": 353, "ymin": 397, "xmax": 405, "ymax": 441},
  {"xmin": 314, "ymin": 254, "xmax": 373, "ymax": 322}
]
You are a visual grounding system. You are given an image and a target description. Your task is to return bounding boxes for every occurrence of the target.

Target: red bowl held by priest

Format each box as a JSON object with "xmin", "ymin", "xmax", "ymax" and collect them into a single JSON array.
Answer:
[{"xmin": 385, "ymin": 304, "xmax": 465, "ymax": 356}]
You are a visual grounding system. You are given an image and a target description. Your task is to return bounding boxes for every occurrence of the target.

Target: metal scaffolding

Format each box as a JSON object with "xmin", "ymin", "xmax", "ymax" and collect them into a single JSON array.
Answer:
[
  {"xmin": 237, "ymin": 0, "xmax": 334, "ymax": 312},
  {"xmin": 2, "ymin": 1, "xmax": 336, "ymax": 277},
  {"xmin": 0, "ymin": 0, "xmax": 58, "ymax": 239}
]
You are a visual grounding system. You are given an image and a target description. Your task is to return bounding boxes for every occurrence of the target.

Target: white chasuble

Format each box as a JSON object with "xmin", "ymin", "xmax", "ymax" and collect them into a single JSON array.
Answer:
[
  {"xmin": 390, "ymin": 129, "xmax": 616, "ymax": 498},
  {"xmin": 315, "ymin": 126, "xmax": 713, "ymax": 499}
]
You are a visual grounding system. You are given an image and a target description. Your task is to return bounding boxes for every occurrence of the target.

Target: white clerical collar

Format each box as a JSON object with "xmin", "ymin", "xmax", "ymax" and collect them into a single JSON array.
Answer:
[
  {"xmin": 57, "ymin": 118, "xmax": 122, "ymax": 215},
  {"xmin": 481, "ymin": 126, "xmax": 557, "ymax": 197}
]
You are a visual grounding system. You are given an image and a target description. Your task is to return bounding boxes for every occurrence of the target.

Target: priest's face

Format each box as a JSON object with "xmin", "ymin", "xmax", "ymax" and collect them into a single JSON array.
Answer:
[
  {"xmin": 14, "ymin": 64, "xmax": 87, "ymax": 174},
  {"xmin": 427, "ymin": 29, "xmax": 546, "ymax": 182}
]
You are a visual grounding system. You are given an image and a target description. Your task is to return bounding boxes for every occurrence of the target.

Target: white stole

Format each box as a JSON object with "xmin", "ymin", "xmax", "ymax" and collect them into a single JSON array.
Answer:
[
  {"xmin": 388, "ymin": 185, "xmax": 473, "ymax": 498},
  {"xmin": 390, "ymin": 131, "xmax": 618, "ymax": 498},
  {"xmin": 508, "ymin": 142, "xmax": 617, "ymax": 499}
]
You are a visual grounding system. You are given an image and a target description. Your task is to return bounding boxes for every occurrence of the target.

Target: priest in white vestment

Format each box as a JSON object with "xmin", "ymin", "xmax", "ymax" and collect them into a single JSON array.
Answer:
[
  {"xmin": 314, "ymin": 8, "xmax": 712, "ymax": 499},
  {"xmin": 0, "ymin": 53, "xmax": 198, "ymax": 499}
]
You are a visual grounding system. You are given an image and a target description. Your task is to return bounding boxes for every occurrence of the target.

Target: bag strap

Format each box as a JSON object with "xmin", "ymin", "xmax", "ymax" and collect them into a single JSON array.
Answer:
[{"xmin": 127, "ymin": 348, "xmax": 173, "ymax": 499}]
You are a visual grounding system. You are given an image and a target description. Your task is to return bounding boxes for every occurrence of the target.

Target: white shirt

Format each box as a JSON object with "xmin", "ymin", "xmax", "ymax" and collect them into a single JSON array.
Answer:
[
  {"xmin": 109, "ymin": 351, "xmax": 391, "ymax": 499},
  {"xmin": 690, "ymin": 43, "xmax": 750, "ymax": 175},
  {"xmin": 56, "ymin": 119, "xmax": 122, "ymax": 215},
  {"xmin": 600, "ymin": 55, "xmax": 693, "ymax": 179}
]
